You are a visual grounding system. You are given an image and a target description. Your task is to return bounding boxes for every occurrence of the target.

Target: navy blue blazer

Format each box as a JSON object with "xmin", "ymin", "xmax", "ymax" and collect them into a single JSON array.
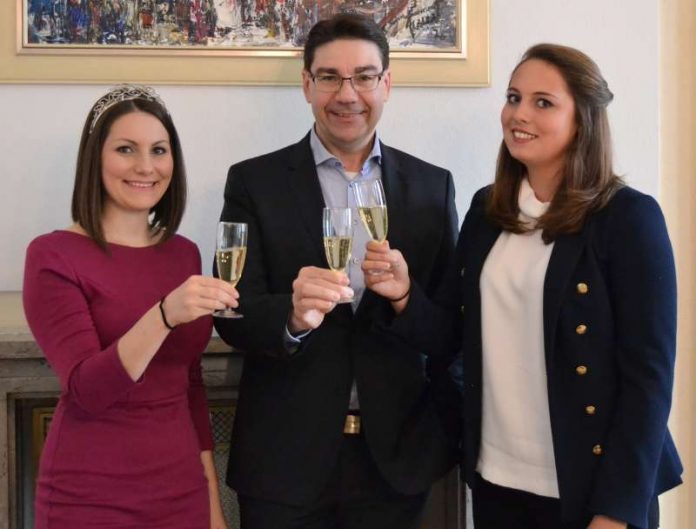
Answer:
[{"xmin": 394, "ymin": 185, "xmax": 682, "ymax": 528}]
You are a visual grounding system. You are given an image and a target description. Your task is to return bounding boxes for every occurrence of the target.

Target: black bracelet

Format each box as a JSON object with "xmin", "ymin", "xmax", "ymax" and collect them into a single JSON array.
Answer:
[
  {"xmin": 159, "ymin": 297, "xmax": 176, "ymax": 330},
  {"xmin": 389, "ymin": 285, "xmax": 411, "ymax": 303}
]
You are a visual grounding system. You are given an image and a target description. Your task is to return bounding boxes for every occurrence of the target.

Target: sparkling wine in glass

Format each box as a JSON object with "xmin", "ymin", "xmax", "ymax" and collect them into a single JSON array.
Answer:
[
  {"xmin": 322, "ymin": 207, "xmax": 354, "ymax": 304},
  {"xmin": 214, "ymin": 222, "xmax": 247, "ymax": 319},
  {"xmin": 353, "ymin": 178, "xmax": 388, "ymax": 243},
  {"xmin": 353, "ymin": 179, "xmax": 388, "ymax": 274}
]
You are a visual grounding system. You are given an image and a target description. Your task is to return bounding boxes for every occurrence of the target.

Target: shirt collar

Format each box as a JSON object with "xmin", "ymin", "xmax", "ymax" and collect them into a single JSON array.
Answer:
[
  {"xmin": 518, "ymin": 177, "xmax": 551, "ymax": 221},
  {"xmin": 309, "ymin": 126, "xmax": 382, "ymax": 169}
]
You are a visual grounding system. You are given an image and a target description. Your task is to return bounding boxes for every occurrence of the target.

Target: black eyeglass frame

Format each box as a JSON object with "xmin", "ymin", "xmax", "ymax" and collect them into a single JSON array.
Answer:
[{"xmin": 309, "ymin": 71, "xmax": 386, "ymax": 93}]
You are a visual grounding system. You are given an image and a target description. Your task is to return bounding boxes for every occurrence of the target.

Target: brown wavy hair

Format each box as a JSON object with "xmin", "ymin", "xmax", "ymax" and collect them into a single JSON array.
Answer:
[
  {"xmin": 487, "ymin": 43, "xmax": 623, "ymax": 243},
  {"xmin": 71, "ymin": 96, "xmax": 187, "ymax": 251}
]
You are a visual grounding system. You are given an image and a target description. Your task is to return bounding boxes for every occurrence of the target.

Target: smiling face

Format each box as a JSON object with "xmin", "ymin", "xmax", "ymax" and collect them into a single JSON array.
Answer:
[
  {"xmin": 501, "ymin": 59, "xmax": 578, "ymax": 186},
  {"xmin": 302, "ymin": 38, "xmax": 391, "ymax": 164},
  {"xmin": 100, "ymin": 111, "xmax": 173, "ymax": 218}
]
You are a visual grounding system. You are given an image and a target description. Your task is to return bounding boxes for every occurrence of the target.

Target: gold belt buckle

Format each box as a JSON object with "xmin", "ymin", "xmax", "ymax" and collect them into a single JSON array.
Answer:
[{"xmin": 344, "ymin": 414, "xmax": 361, "ymax": 434}]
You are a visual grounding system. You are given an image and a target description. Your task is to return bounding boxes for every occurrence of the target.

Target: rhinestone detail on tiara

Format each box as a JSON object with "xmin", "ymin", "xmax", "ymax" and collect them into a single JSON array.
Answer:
[{"xmin": 89, "ymin": 84, "xmax": 167, "ymax": 134}]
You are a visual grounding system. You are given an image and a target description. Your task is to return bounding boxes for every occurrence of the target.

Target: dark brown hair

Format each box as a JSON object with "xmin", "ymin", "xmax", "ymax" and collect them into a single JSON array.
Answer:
[
  {"xmin": 303, "ymin": 13, "xmax": 390, "ymax": 72},
  {"xmin": 71, "ymin": 95, "xmax": 186, "ymax": 251},
  {"xmin": 487, "ymin": 43, "xmax": 623, "ymax": 243}
]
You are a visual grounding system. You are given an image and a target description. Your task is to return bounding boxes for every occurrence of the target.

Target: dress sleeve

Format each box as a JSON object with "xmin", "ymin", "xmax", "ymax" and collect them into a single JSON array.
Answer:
[
  {"xmin": 187, "ymin": 361, "xmax": 215, "ymax": 451},
  {"xmin": 23, "ymin": 238, "xmax": 136, "ymax": 415}
]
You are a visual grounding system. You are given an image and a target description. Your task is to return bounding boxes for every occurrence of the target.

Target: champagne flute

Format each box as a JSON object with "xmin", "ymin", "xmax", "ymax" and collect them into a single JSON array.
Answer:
[
  {"xmin": 322, "ymin": 207, "xmax": 354, "ymax": 304},
  {"xmin": 214, "ymin": 221, "xmax": 247, "ymax": 318},
  {"xmin": 353, "ymin": 179, "xmax": 388, "ymax": 273}
]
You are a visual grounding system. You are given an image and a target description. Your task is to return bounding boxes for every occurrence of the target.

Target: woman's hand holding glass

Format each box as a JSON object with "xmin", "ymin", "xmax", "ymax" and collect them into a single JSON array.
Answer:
[{"xmin": 161, "ymin": 275, "xmax": 239, "ymax": 327}]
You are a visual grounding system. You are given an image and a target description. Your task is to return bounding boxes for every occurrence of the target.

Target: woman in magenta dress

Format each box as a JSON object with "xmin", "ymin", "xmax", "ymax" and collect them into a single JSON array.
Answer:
[{"xmin": 23, "ymin": 85, "xmax": 239, "ymax": 529}]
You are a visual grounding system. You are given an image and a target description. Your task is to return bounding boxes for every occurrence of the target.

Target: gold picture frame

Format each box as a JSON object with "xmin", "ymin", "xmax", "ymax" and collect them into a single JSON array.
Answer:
[{"xmin": 1, "ymin": 0, "xmax": 488, "ymax": 86}]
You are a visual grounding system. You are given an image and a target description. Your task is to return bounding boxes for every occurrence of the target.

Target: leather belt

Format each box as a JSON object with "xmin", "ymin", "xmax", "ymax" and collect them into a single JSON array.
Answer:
[{"xmin": 343, "ymin": 413, "xmax": 361, "ymax": 435}]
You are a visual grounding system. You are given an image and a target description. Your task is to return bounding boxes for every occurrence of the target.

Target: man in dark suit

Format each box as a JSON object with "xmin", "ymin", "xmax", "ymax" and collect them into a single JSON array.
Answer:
[{"xmin": 214, "ymin": 13, "xmax": 460, "ymax": 529}]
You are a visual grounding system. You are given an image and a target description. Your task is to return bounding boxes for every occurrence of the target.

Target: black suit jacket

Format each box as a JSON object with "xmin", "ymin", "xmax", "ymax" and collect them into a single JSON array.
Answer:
[
  {"xmin": 215, "ymin": 133, "xmax": 460, "ymax": 506},
  {"xmin": 394, "ymin": 185, "xmax": 683, "ymax": 528}
]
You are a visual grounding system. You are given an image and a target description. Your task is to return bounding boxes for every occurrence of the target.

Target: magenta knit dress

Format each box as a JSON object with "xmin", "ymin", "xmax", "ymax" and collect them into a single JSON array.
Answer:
[{"xmin": 23, "ymin": 231, "xmax": 215, "ymax": 529}]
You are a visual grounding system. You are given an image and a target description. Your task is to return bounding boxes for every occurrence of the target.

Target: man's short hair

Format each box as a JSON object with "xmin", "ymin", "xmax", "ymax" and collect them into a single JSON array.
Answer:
[{"xmin": 303, "ymin": 13, "xmax": 390, "ymax": 72}]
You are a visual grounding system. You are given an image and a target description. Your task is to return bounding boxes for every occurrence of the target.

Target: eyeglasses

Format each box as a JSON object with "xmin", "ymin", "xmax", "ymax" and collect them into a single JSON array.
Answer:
[{"xmin": 310, "ymin": 72, "xmax": 384, "ymax": 93}]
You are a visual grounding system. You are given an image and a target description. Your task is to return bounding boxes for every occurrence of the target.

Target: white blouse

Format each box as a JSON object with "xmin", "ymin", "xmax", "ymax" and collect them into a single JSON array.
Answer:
[{"xmin": 476, "ymin": 177, "xmax": 559, "ymax": 498}]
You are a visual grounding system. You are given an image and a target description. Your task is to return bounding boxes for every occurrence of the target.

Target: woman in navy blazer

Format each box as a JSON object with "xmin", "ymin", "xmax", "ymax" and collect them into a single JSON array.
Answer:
[{"xmin": 364, "ymin": 44, "xmax": 682, "ymax": 529}]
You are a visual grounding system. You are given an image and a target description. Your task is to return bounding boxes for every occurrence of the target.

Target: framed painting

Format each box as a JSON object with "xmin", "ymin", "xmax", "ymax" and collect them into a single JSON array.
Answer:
[{"xmin": 0, "ymin": 0, "xmax": 489, "ymax": 86}]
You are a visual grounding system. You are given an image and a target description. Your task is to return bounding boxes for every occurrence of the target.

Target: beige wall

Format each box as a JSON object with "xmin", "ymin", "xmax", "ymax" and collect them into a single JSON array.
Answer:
[{"xmin": 659, "ymin": 0, "xmax": 696, "ymax": 528}]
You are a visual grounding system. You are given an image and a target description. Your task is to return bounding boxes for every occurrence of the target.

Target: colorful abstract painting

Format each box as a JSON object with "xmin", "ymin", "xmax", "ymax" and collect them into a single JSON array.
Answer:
[{"xmin": 24, "ymin": 0, "xmax": 458, "ymax": 50}]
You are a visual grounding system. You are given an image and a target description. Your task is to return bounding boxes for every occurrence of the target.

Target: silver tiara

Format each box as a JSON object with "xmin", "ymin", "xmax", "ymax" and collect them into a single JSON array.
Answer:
[{"xmin": 89, "ymin": 84, "xmax": 167, "ymax": 133}]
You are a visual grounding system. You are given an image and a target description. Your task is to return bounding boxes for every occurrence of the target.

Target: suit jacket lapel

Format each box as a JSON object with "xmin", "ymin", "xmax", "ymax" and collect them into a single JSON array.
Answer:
[
  {"xmin": 543, "ymin": 231, "xmax": 586, "ymax": 361},
  {"xmin": 286, "ymin": 133, "xmax": 326, "ymax": 264}
]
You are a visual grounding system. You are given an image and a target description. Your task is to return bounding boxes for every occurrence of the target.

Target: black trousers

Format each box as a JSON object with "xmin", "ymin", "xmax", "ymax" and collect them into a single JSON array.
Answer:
[
  {"xmin": 238, "ymin": 434, "xmax": 428, "ymax": 529},
  {"xmin": 472, "ymin": 474, "xmax": 659, "ymax": 529}
]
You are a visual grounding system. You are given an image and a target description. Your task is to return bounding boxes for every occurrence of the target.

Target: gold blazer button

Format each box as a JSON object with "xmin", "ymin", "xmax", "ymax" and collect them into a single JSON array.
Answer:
[
  {"xmin": 592, "ymin": 444, "xmax": 603, "ymax": 456},
  {"xmin": 576, "ymin": 365, "xmax": 588, "ymax": 376},
  {"xmin": 577, "ymin": 282, "xmax": 589, "ymax": 294},
  {"xmin": 576, "ymin": 324, "xmax": 588, "ymax": 335},
  {"xmin": 585, "ymin": 405, "xmax": 596, "ymax": 415}
]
